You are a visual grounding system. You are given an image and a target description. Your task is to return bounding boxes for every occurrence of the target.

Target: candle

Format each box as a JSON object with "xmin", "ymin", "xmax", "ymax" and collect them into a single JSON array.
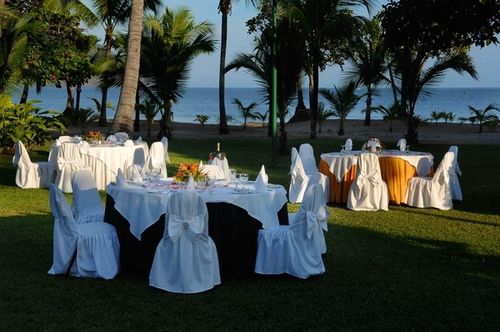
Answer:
[{"xmin": 217, "ymin": 142, "xmax": 220, "ymax": 152}]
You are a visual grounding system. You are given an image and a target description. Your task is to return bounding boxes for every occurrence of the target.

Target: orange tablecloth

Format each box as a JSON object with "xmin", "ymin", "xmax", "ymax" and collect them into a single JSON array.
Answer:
[{"xmin": 319, "ymin": 156, "xmax": 430, "ymax": 205}]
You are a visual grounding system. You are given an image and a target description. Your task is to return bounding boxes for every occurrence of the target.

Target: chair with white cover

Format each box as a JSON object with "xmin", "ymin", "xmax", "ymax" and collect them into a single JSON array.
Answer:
[
  {"xmin": 57, "ymin": 135, "xmax": 72, "ymax": 143},
  {"xmin": 160, "ymin": 136, "xmax": 171, "ymax": 163},
  {"xmin": 448, "ymin": 146, "xmax": 463, "ymax": 201},
  {"xmin": 54, "ymin": 142, "xmax": 89, "ymax": 193},
  {"xmin": 199, "ymin": 161, "xmax": 225, "ymax": 180},
  {"xmin": 12, "ymin": 141, "xmax": 51, "ymax": 189},
  {"xmin": 149, "ymin": 190, "xmax": 220, "ymax": 293},
  {"xmin": 144, "ymin": 142, "xmax": 167, "ymax": 178},
  {"xmin": 47, "ymin": 184, "xmax": 120, "ymax": 280},
  {"xmin": 289, "ymin": 145, "xmax": 329, "ymax": 203},
  {"xmin": 114, "ymin": 132, "xmax": 129, "ymax": 143},
  {"xmin": 71, "ymin": 169, "xmax": 104, "ymax": 224},
  {"xmin": 347, "ymin": 153, "xmax": 389, "ymax": 211},
  {"xmin": 405, "ymin": 152, "xmax": 454, "ymax": 210},
  {"xmin": 254, "ymin": 185, "xmax": 326, "ymax": 279}
]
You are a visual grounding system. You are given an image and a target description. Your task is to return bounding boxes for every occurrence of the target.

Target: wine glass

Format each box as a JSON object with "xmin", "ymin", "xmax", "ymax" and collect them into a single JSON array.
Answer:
[
  {"xmin": 239, "ymin": 173, "xmax": 248, "ymax": 192},
  {"xmin": 229, "ymin": 168, "xmax": 236, "ymax": 183}
]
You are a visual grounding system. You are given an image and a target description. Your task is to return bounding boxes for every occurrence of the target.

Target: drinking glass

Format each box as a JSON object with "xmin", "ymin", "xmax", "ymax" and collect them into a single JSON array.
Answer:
[
  {"xmin": 239, "ymin": 173, "xmax": 248, "ymax": 191},
  {"xmin": 229, "ymin": 168, "xmax": 237, "ymax": 183},
  {"xmin": 340, "ymin": 145, "xmax": 346, "ymax": 154}
]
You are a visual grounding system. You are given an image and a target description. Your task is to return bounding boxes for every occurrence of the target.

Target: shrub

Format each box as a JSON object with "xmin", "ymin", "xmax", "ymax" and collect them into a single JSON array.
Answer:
[{"xmin": 0, "ymin": 94, "xmax": 65, "ymax": 151}]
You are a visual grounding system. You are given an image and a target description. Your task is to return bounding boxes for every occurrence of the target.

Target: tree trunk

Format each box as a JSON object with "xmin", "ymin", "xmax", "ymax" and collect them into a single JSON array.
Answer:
[
  {"xmin": 134, "ymin": 91, "xmax": 140, "ymax": 132},
  {"xmin": 218, "ymin": 4, "xmax": 230, "ymax": 135},
  {"xmin": 364, "ymin": 85, "xmax": 372, "ymax": 126},
  {"xmin": 19, "ymin": 84, "xmax": 29, "ymax": 103},
  {"xmin": 75, "ymin": 84, "xmax": 81, "ymax": 113},
  {"xmin": 296, "ymin": 77, "xmax": 306, "ymax": 110},
  {"xmin": 310, "ymin": 64, "xmax": 319, "ymax": 139},
  {"xmin": 99, "ymin": 85, "xmax": 109, "ymax": 126},
  {"xmin": 112, "ymin": 0, "xmax": 144, "ymax": 136},
  {"xmin": 99, "ymin": 23, "xmax": 114, "ymax": 127},
  {"xmin": 65, "ymin": 81, "xmax": 75, "ymax": 123}
]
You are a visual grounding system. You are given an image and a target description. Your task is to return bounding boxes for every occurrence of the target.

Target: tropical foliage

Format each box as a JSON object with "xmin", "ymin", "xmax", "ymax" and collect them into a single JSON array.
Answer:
[
  {"xmin": 231, "ymin": 97, "xmax": 257, "ymax": 130},
  {"xmin": 460, "ymin": 104, "xmax": 499, "ymax": 133},
  {"xmin": 320, "ymin": 81, "xmax": 361, "ymax": 136}
]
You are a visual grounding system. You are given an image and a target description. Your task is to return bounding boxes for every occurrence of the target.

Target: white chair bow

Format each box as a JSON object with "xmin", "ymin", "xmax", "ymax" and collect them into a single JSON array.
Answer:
[
  {"xmin": 305, "ymin": 209, "xmax": 328, "ymax": 240},
  {"xmin": 168, "ymin": 214, "xmax": 205, "ymax": 243}
]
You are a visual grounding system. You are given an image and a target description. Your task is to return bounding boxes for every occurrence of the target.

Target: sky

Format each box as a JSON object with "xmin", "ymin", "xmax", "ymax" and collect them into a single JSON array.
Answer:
[{"xmin": 103, "ymin": 0, "xmax": 500, "ymax": 88}]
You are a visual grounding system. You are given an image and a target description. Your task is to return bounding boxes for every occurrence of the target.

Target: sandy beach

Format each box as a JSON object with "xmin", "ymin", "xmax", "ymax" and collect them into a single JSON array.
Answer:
[{"xmin": 74, "ymin": 119, "xmax": 500, "ymax": 145}]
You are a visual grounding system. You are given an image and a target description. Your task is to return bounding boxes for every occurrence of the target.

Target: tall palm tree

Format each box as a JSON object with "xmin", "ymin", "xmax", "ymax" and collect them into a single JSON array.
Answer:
[
  {"xmin": 89, "ymin": 0, "xmax": 159, "ymax": 127},
  {"xmin": 231, "ymin": 97, "xmax": 258, "ymax": 130},
  {"xmin": 462, "ymin": 104, "xmax": 499, "ymax": 133},
  {"xmin": 226, "ymin": 12, "xmax": 303, "ymax": 153},
  {"xmin": 320, "ymin": 81, "xmax": 361, "ymax": 136},
  {"xmin": 343, "ymin": 15, "xmax": 386, "ymax": 126},
  {"xmin": 286, "ymin": 0, "xmax": 371, "ymax": 139},
  {"xmin": 390, "ymin": 48, "xmax": 477, "ymax": 143},
  {"xmin": 140, "ymin": 7, "xmax": 215, "ymax": 138},
  {"xmin": 217, "ymin": 0, "xmax": 258, "ymax": 135},
  {"xmin": 111, "ymin": 0, "xmax": 143, "ymax": 135}
]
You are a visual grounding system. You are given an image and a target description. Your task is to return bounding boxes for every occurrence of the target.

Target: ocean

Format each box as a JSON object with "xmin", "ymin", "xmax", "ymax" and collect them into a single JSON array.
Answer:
[{"xmin": 13, "ymin": 86, "xmax": 500, "ymax": 125}]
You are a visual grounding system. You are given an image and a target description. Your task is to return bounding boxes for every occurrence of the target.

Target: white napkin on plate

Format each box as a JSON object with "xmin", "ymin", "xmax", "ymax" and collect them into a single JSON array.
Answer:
[
  {"xmin": 107, "ymin": 135, "xmax": 117, "ymax": 143},
  {"xmin": 186, "ymin": 174, "xmax": 196, "ymax": 190},
  {"xmin": 135, "ymin": 136, "xmax": 142, "ymax": 143},
  {"xmin": 116, "ymin": 168, "xmax": 128, "ymax": 187},
  {"xmin": 397, "ymin": 138, "xmax": 407, "ymax": 151},
  {"xmin": 345, "ymin": 138, "xmax": 353, "ymax": 152},
  {"xmin": 254, "ymin": 165, "xmax": 269, "ymax": 192},
  {"xmin": 124, "ymin": 139, "xmax": 134, "ymax": 147}
]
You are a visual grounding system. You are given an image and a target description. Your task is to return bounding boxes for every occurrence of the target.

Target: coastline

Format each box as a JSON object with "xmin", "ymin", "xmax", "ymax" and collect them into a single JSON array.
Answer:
[{"xmin": 70, "ymin": 119, "xmax": 500, "ymax": 145}]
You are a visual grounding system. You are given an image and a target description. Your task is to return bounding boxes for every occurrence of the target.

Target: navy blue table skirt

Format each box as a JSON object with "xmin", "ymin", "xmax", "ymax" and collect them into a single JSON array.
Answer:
[{"xmin": 104, "ymin": 195, "xmax": 288, "ymax": 279}]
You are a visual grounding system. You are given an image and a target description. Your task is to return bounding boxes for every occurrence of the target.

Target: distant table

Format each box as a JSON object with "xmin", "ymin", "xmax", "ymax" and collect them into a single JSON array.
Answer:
[
  {"xmin": 105, "ymin": 180, "xmax": 289, "ymax": 278},
  {"xmin": 49, "ymin": 142, "xmax": 148, "ymax": 191},
  {"xmin": 319, "ymin": 150, "xmax": 434, "ymax": 205}
]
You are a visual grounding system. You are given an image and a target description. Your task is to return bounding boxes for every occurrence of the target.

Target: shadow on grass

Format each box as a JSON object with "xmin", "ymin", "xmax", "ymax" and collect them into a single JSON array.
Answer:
[{"xmin": 0, "ymin": 212, "xmax": 499, "ymax": 330}]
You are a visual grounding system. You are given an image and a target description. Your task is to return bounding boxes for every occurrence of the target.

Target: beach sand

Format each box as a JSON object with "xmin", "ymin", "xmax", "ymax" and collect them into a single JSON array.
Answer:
[{"xmin": 73, "ymin": 119, "xmax": 500, "ymax": 145}]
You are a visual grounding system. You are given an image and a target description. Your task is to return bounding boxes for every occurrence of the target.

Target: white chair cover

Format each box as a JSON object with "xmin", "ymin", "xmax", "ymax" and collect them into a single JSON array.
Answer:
[
  {"xmin": 71, "ymin": 169, "xmax": 104, "ymax": 224},
  {"xmin": 405, "ymin": 152, "xmax": 454, "ymax": 210},
  {"xmin": 12, "ymin": 141, "xmax": 51, "ymax": 189},
  {"xmin": 114, "ymin": 132, "xmax": 129, "ymax": 143},
  {"xmin": 289, "ymin": 183, "xmax": 328, "ymax": 254},
  {"xmin": 47, "ymin": 184, "xmax": 120, "ymax": 280},
  {"xmin": 289, "ymin": 147, "xmax": 330, "ymax": 203},
  {"xmin": 144, "ymin": 142, "xmax": 167, "ymax": 178},
  {"xmin": 200, "ymin": 163, "xmax": 225, "ymax": 180},
  {"xmin": 347, "ymin": 153, "xmax": 389, "ymax": 211},
  {"xmin": 54, "ymin": 142, "xmax": 89, "ymax": 193},
  {"xmin": 255, "ymin": 185, "xmax": 326, "ymax": 279},
  {"xmin": 299, "ymin": 143, "xmax": 318, "ymax": 175},
  {"xmin": 160, "ymin": 136, "xmax": 171, "ymax": 163},
  {"xmin": 149, "ymin": 191, "xmax": 221, "ymax": 293},
  {"xmin": 57, "ymin": 135, "xmax": 72, "ymax": 143},
  {"xmin": 448, "ymin": 146, "xmax": 463, "ymax": 201}
]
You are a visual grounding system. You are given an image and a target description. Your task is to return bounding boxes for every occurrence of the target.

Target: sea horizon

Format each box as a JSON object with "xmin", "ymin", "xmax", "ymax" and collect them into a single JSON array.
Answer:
[{"xmin": 13, "ymin": 86, "xmax": 500, "ymax": 125}]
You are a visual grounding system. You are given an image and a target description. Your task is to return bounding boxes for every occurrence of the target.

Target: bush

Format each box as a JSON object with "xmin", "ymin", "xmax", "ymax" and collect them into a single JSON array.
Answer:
[{"xmin": 0, "ymin": 94, "xmax": 66, "ymax": 152}]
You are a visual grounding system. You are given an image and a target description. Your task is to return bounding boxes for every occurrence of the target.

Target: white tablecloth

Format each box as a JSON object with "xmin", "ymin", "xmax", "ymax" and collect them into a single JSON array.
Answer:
[
  {"xmin": 320, "ymin": 150, "xmax": 434, "ymax": 182},
  {"xmin": 49, "ymin": 142, "xmax": 149, "ymax": 191},
  {"xmin": 107, "ymin": 180, "xmax": 288, "ymax": 239}
]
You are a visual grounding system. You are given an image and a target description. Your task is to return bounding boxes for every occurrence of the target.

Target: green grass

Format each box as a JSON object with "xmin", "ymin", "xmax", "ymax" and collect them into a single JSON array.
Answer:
[{"xmin": 1, "ymin": 138, "xmax": 499, "ymax": 330}]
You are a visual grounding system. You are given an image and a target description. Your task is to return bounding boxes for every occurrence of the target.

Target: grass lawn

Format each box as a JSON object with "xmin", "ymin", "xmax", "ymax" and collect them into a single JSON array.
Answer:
[{"xmin": 0, "ymin": 138, "xmax": 499, "ymax": 330}]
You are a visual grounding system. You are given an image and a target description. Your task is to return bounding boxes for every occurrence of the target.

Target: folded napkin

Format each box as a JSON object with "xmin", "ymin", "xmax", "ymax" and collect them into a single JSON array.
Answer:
[
  {"xmin": 55, "ymin": 139, "xmax": 62, "ymax": 146},
  {"xmin": 124, "ymin": 139, "xmax": 134, "ymax": 147},
  {"xmin": 254, "ymin": 165, "xmax": 269, "ymax": 192},
  {"xmin": 397, "ymin": 138, "xmax": 407, "ymax": 151},
  {"xmin": 127, "ymin": 164, "xmax": 143, "ymax": 182},
  {"xmin": 186, "ymin": 174, "xmax": 196, "ymax": 190},
  {"xmin": 116, "ymin": 168, "xmax": 128, "ymax": 187},
  {"xmin": 135, "ymin": 136, "xmax": 143, "ymax": 143},
  {"xmin": 345, "ymin": 138, "xmax": 353, "ymax": 152}
]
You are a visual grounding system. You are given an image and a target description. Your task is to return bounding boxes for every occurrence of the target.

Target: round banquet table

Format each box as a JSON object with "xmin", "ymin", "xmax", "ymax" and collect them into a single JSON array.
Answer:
[
  {"xmin": 49, "ymin": 142, "xmax": 148, "ymax": 191},
  {"xmin": 319, "ymin": 150, "xmax": 434, "ymax": 205},
  {"xmin": 104, "ymin": 182, "xmax": 289, "ymax": 279}
]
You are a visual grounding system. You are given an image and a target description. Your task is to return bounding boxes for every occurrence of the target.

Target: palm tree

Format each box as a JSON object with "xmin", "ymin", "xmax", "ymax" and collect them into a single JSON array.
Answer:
[
  {"xmin": 317, "ymin": 102, "xmax": 335, "ymax": 133},
  {"xmin": 140, "ymin": 7, "xmax": 215, "ymax": 138},
  {"xmin": 138, "ymin": 99, "xmax": 159, "ymax": 137},
  {"xmin": 320, "ymin": 81, "xmax": 361, "ymax": 136},
  {"xmin": 226, "ymin": 12, "xmax": 303, "ymax": 153},
  {"xmin": 217, "ymin": 0, "xmax": 258, "ymax": 135},
  {"xmin": 0, "ymin": 6, "xmax": 32, "ymax": 93},
  {"xmin": 89, "ymin": 0, "xmax": 159, "ymax": 127},
  {"xmin": 373, "ymin": 103, "xmax": 399, "ymax": 132},
  {"xmin": 286, "ymin": 0, "xmax": 371, "ymax": 139},
  {"xmin": 389, "ymin": 49, "xmax": 477, "ymax": 143},
  {"xmin": 231, "ymin": 97, "xmax": 258, "ymax": 130},
  {"xmin": 462, "ymin": 104, "xmax": 499, "ymax": 133},
  {"xmin": 343, "ymin": 15, "xmax": 386, "ymax": 126},
  {"xmin": 111, "ymin": 0, "xmax": 144, "ymax": 135}
]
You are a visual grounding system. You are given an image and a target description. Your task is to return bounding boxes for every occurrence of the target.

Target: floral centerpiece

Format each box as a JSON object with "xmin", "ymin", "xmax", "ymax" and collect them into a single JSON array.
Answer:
[
  {"xmin": 174, "ymin": 162, "xmax": 204, "ymax": 183},
  {"xmin": 362, "ymin": 138, "xmax": 383, "ymax": 153},
  {"xmin": 85, "ymin": 130, "xmax": 103, "ymax": 143}
]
